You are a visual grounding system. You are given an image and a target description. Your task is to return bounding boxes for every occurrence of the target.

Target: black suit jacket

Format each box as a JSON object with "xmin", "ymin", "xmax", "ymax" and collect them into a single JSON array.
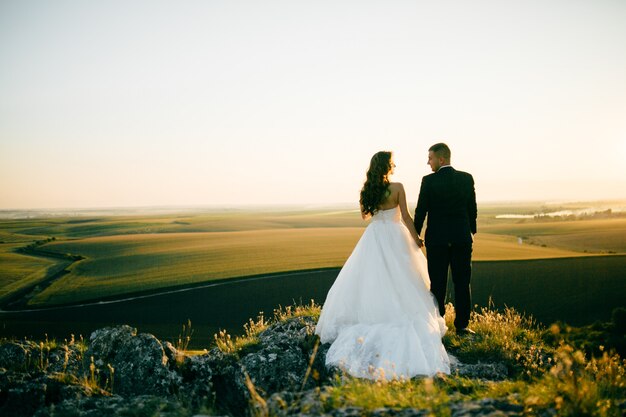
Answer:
[{"xmin": 414, "ymin": 167, "xmax": 477, "ymax": 245}]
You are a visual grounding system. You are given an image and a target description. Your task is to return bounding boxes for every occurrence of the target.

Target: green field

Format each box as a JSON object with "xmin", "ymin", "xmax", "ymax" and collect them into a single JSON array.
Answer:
[
  {"xmin": 27, "ymin": 228, "xmax": 362, "ymax": 306},
  {"xmin": 0, "ymin": 202, "xmax": 624, "ymax": 308}
]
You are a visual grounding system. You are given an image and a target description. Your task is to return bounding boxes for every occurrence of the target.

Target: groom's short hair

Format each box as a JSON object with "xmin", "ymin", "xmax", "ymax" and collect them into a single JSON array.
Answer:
[{"xmin": 429, "ymin": 143, "xmax": 451, "ymax": 160}]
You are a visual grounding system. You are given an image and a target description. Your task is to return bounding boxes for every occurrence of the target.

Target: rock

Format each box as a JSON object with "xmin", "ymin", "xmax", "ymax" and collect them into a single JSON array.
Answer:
[
  {"xmin": 33, "ymin": 394, "xmax": 193, "ymax": 417},
  {"xmin": 452, "ymin": 361, "xmax": 509, "ymax": 381},
  {"xmin": 254, "ymin": 316, "xmax": 338, "ymax": 390},
  {"xmin": 0, "ymin": 370, "xmax": 46, "ymax": 417},
  {"xmin": 0, "ymin": 342, "xmax": 29, "ymax": 371},
  {"xmin": 203, "ymin": 346, "xmax": 249, "ymax": 417},
  {"xmin": 240, "ymin": 341, "xmax": 308, "ymax": 393},
  {"xmin": 83, "ymin": 325, "xmax": 180, "ymax": 397},
  {"xmin": 0, "ymin": 340, "xmax": 84, "ymax": 377},
  {"xmin": 204, "ymin": 316, "xmax": 332, "ymax": 416},
  {"xmin": 257, "ymin": 315, "xmax": 317, "ymax": 346},
  {"xmin": 46, "ymin": 344, "xmax": 83, "ymax": 375},
  {"xmin": 266, "ymin": 386, "xmax": 329, "ymax": 416},
  {"xmin": 329, "ymin": 406, "xmax": 367, "ymax": 417},
  {"xmin": 450, "ymin": 398, "xmax": 523, "ymax": 417},
  {"xmin": 0, "ymin": 369, "xmax": 101, "ymax": 417},
  {"xmin": 179, "ymin": 353, "xmax": 215, "ymax": 411},
  {"xmin": 163, "ymin": 341, "xmax": 179, "ymax": 371},
  {"xmin": 370, "ymin": 408, "xmax": 431, "ymax": 417}
]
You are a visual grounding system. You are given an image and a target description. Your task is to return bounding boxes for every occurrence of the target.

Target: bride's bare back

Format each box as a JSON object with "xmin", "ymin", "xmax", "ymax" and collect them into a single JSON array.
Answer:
[{"xmin": 361, "ymin": 182, "xmax": 423, "ymax": 246}]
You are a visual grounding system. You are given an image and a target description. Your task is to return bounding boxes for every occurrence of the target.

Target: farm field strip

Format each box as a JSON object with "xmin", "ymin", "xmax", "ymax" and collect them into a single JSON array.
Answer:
[
  {"xmin": 28, "ymin": 228, "xmax": 363, "ymax": 306},
  {"xmin": 480, "ymin": 218, "xmax": 626, "ymax": 253},
  {"xmin": 0, "ymin": 210, "xmax": 366, "ymax": 238},
  {"xmin": 480, "ymin": 217, "xmax": 626, "ymax": 236},
  {"xmin": 1, "ymin": 207, "xmax": 624, "ymax": 309},
  {"xmin": 20, "ymin": 228, "xmax": 590, "ymax": 307}
]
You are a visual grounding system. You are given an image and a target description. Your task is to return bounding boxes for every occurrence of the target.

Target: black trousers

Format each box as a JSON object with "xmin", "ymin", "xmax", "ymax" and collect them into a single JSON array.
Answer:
[{"xmin": 426, "ymin": 242, "xmax": 473, "ymax": 330}]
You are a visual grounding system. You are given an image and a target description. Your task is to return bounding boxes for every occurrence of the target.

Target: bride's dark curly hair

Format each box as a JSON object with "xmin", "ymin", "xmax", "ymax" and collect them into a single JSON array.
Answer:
[{"xmin": 360, "ymin": 151, "xmax": 393, "ymax": 216}]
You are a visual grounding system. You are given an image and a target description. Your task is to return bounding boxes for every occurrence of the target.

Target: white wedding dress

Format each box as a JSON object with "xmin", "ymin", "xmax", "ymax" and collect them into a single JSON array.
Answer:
[{"xmin": 314, "ymin": 205, "xmax": 452, "ymax": 380}]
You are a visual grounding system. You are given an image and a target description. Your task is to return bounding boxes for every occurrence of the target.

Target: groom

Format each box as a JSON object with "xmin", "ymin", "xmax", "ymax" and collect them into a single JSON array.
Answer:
[{"xmin": 414, "ymin": 143, "xmax": 477, "ymax": 335}]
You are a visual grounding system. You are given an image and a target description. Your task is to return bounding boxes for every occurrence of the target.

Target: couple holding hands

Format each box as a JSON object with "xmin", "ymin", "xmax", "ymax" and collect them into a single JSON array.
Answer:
[{"xmin": 315, "ymin": 143, "xmax": 477, "ymax": 380}]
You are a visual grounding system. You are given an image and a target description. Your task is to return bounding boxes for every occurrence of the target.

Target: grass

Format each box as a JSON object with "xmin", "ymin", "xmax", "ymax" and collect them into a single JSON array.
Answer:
[
  {"xmin": 243, "ymin": 301, "xmax": 626, "ymax": 417},
  {"xmin": 542, "ymin": 307, "xmax": 626, "ymax": 358},
  {"xmin": 207, "ymin": 299, "xmax": 626, "ymax": 417},
  {"xmin": 443, "ymin": 301, "xmax": 552, "ymax": 379},
  {"xmin": 0, "ymin": 332, "xmax": 88, "ymax": 375},
  {"xmin": 321, "ymin": 375, "xmax": 461, "ymax": 414},
  {"xmin": 320, "ymin": 345, "xmax": 624, "ymax": 417}
]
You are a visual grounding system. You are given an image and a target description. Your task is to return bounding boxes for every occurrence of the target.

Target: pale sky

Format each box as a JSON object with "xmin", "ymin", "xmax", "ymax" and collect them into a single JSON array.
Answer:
[{"xmin": 1, "ymin": 0, "xmax": 625, "ymax": 210}]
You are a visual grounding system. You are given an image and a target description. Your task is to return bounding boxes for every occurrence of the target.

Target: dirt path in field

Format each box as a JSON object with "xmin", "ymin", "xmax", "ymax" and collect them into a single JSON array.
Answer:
[{"xmin": 1, "ymin": 240, "xmax": 85, "ymax": 309}]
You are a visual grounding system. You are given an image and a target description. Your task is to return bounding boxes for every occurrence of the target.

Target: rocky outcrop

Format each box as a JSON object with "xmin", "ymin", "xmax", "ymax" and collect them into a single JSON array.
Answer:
[
  {"xmin": 0, "ymin": 315, "xmax": 562, "ymax": 417},
  {"xmin": 178, "ymin": 351, "xmax": 215, "ymax": 411},
  {"xmin": 84, "ymin": 325, "xmax": 181, "ymax": 397},
  {"xmin": 197, "ymin": 315, "xmax": 336, "ymax": 416},
  {"xmin": 0, "ymin": 317, "xmax": 333, "ymax": 417}
]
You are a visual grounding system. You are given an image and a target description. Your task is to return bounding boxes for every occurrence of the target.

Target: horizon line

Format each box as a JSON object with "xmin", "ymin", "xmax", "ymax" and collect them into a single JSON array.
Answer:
[{"xmin": 2, "ymin": 198, "xmax": 626, "ymax": 213}]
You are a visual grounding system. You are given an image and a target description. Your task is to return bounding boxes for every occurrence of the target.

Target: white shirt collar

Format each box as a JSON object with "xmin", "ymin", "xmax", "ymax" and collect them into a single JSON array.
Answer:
[{"xmin": 437, "ymin": 165, "xmax": 452, "ymax": 171}]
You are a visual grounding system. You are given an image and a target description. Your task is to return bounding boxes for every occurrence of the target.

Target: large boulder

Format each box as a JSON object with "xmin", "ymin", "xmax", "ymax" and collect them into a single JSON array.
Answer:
[
  {"xmin": 205, "ymin": 315, "xmax": 336, "ymax": 416},
  {"xmin": 46, "ymin": 344, "xmax": 83, "ymax": 375},
  {"xmin": 252, "ymin": 315, "xmax": 337, "ymax": 390},
  {"xmin": 83, "ymin": 325, "xmax": 180, "ymax": 397},
  {"xmin": 203, "ymin": 346, "xmax": 249, "ymax": 417},
  {"xmin": 178, "ymin": 352, "xmax": 215, "ymax": 411},
  {"xmin": 0, "ymin": 342, "xmax": 30, "ymax": 371}
]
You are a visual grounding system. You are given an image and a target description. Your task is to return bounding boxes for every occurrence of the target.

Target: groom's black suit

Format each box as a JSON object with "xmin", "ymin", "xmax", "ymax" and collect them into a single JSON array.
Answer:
[{"xmin": 414, "ymin": 166, "xmax": 477, "ymax": 330}]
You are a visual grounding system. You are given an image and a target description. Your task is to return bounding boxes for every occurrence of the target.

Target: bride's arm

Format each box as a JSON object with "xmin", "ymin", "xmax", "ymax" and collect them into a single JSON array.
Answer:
[{"xmin": 398, "ymin": 183, "xmax": 423, "ymax": 246}]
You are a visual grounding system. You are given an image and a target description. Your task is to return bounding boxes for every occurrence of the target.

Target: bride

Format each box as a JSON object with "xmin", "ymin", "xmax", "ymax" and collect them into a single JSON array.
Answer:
[{"xmin": 314, "ymin": 151, "xmax": 452, "ymax": 380}]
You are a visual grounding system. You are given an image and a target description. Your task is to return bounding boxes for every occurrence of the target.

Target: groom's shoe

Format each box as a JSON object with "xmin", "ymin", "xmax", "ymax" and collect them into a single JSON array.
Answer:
[{"xmin": 456, "ymin": 327, "xmax": 476, "ymax": 336}]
